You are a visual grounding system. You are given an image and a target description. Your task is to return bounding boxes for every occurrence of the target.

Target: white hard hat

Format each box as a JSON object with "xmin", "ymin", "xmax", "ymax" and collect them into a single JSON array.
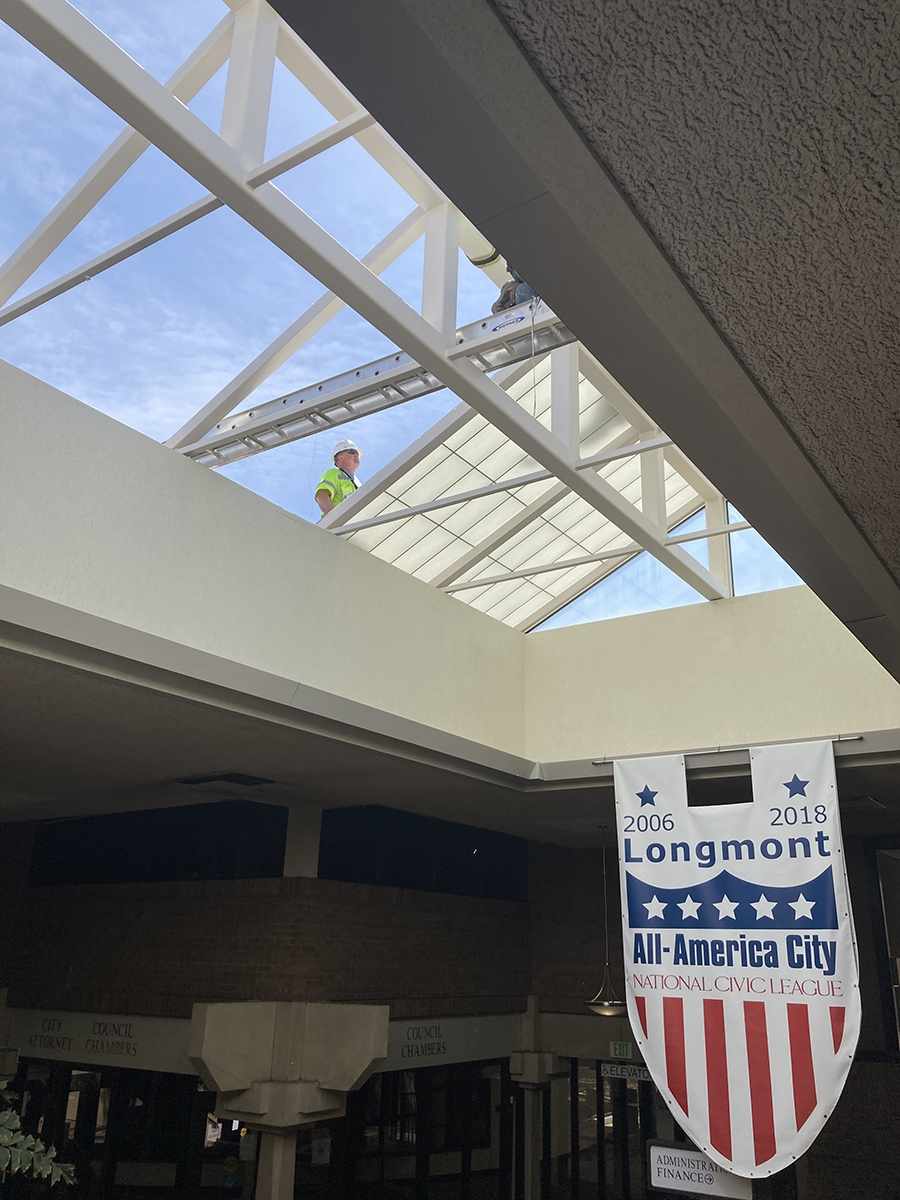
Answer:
[{"xmin": 333, "ymin": 439, "xmax": 361, "ymax": 457}]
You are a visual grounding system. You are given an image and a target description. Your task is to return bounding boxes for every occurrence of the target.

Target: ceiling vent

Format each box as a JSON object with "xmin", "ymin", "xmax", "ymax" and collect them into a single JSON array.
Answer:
[{"xmin": 177, "ymin": 772, "xmax": 275, "ymax": 787}]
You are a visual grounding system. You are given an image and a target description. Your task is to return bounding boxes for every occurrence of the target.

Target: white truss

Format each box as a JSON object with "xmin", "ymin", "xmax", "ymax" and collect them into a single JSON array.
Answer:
[
  {"xmin": 0, "ymin": 0, "xmax": 752, "ymax": 627},
  {"xmin": 323, "ymin": 349, "xmax": 742, "ymax": 629}
]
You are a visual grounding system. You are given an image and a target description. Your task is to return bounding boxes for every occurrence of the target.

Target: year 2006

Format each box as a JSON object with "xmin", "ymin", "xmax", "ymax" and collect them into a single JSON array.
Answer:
[{"xmin": 622, "ymin": 814, "xmax": 675, "ymax": 832}]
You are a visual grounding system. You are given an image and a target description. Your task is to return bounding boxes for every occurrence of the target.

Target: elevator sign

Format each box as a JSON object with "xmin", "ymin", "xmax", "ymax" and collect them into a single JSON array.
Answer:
[{"xmin": 614, "ymin": 741, "xmax": 859, "ymax": 1179}]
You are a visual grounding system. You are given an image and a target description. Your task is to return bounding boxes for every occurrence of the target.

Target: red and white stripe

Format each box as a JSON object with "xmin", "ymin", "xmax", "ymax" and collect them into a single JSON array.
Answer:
[{"xmin": 633, "ymin": 993, "xmax": 847, "ymax": 1170}]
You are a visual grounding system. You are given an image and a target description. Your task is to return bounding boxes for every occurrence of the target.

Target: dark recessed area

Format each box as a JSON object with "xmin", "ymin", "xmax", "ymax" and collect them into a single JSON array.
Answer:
[
  {"xmin": 686, "ymin": 774, "xmax": 754, "ymax": 807},
  {"xmin": 29, "ymin": 801, "xmax": 288, "ymax": 886},
  {"xmin": 177, "ymin": 772, "xmax": 274, "ymax": 787},
  {"xmin": 318, "ymin": 806, "xmax": 528, "ymax": 902}
]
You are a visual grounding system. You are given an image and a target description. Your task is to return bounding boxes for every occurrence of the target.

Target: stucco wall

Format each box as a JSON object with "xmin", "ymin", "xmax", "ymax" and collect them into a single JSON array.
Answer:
[
  {"xmin": 3, "ymin": 361, "xmax": 899, "ymax": 771},
  {"xmin": 526, "ymin": 586, "xmax": 900, "ymax": 762},
  {"xmin": 0, "ymin": 360, "xmax": 526, "ymax": 758}
]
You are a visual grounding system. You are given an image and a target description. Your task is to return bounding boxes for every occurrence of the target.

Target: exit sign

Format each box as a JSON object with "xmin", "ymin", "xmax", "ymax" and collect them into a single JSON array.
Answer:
[{"xmin": 610, "ymin": 1041, "xmax": 632, "ymax": 1059}]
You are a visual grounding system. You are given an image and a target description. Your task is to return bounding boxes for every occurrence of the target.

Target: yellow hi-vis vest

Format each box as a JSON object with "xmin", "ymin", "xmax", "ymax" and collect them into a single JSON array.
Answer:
[{"xmin": 316, "ymin": 466, "xmax": 358, "ymax": 507}]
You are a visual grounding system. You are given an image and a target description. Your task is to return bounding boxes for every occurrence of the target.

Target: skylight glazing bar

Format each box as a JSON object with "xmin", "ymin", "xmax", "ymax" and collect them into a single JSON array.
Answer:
[
  {"xmin": 335, "ymin": 434, "xmax": 673, "ymax": 534},
  {"xmin": 442, "ymin": 522, "xmax": 750, "ymax": 593}
]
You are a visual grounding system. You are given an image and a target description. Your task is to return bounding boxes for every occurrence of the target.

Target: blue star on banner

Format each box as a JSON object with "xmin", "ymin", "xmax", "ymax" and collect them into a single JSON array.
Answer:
[
  {"xmin": 784, "ymin": 774, "xmax": 810, "ymax": 798},
  {"xmin": 636, "ymin": 786, "xmax": 658, "ymax": 807}
]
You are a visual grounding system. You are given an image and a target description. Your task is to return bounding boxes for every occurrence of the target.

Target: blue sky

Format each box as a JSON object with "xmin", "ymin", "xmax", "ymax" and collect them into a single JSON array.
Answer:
[{"xmin": 0, "ymin": 0, "xmax": 498, "ymax": 524}]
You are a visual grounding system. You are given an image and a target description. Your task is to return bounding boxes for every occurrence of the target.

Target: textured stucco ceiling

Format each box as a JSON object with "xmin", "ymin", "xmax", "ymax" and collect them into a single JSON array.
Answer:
[{"xmin": 489, "ymin": 0, "xmax": 900, "ymax": 578}]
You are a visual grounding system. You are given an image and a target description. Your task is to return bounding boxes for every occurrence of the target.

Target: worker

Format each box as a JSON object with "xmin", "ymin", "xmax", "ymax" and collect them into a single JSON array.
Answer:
[
  {"xmin": 491, "ymin": 267, "xmax": 537, "ymax": 314},
  {"xmin": 315, "ymin": 439, "xmax": 361, "ymax": 515}
]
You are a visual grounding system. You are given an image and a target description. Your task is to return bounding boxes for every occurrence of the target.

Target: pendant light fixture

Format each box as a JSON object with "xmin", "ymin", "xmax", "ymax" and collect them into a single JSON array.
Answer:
[{"xmin": 587, "ymin": 835, "xmax": 627, "ymax": 1017}]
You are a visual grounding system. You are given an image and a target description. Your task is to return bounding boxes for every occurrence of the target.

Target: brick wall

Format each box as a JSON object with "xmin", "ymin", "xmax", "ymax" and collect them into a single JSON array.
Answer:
[
  {"xmin": 529, "ymin": 843, "xmax": 623, "ymax": 1014},
  {"xmin": 0, "ymin": 833, "xmax": 623, "ymax": 1022},
  {"xmin": 2, "ymin": 873, "xmax": 529, "ymax": 1020}
]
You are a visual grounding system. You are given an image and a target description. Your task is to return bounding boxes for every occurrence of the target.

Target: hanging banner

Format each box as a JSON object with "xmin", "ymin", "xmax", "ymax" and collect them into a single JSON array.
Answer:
[{"xmin": 614, "ymin": 740, "xmax": 859, "ymax": 1178}]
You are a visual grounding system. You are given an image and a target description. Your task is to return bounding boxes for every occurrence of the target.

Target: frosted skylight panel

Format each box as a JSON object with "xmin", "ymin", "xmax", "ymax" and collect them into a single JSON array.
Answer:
[
  {"xmin": 449, "ymin": 420, "xmax": 507, "ymax": 466},
  {"xmin": 484, "ymin": 585, "xmax": 545, "ymax": 624},
  {"xmin": 499, "ymin": 525, "xmax": 575, "ymax": 572},
  {"xmin": 350, "ymin": 520, "xmax": 412, "ymax": 555},
  {"xmin": 367, "ymin": 514, "xmax": 442, "ymax": 561},
  {"xmin": 541, "ymin": 496, "xmax": 597, "ymax": 539},
  {"xmin": 441, "ymin": 495, "xmax": 510, "ymax": 539},
  {"xmin": 412, "ymin": 541, "xmax": 472, "ymax": 582},
  {"xmin": 560, "ymin": 509, "xmax": 614, "ymax": 548},
  {"xmin": 329, "ymin": 355, "xmax": 727, "ymax": 628},
  {"xmin": 503, "ymin": 591, "xmax": 558, "ymax": 630},
  {"xmin": 393, "ymin": 527, "xmax": 458, "ymax": 575},
  {"xmin": 450, "ymin": 495, "xmax": 539, "ymax": 546},
  {"xmin": 399, "ymin": 459, "xmax": 484, "ymax": 506},
  {"xmin": 444, "ymin": 418, "xmax": 490, "ymax": 456},
  {"xmin": 475, "ymin": 582, "xmax": 534, "ymax": 619}
]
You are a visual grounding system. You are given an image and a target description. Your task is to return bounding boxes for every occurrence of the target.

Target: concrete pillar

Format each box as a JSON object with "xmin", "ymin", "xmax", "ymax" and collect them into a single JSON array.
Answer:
[
  {"xmin": 521, "ymin": 1084, "xmax": 543, "ymax": 1200},
  {"xmin": 255, "ymin": 1131, "xmax": 297, "ymax": 1200},
  {"xmin": 188, "ymin": 999, "xmax": 388, "ymax": 1199},
  {"xmin": 510, "ymin": 1003, "xmax": 568, "ymax": 1200}
]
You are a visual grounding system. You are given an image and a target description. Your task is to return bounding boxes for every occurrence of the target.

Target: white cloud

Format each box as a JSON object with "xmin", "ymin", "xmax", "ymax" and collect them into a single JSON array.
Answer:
[{"xmin": 0, "ymin": 0, "xmax": 500, "ymax": 523}]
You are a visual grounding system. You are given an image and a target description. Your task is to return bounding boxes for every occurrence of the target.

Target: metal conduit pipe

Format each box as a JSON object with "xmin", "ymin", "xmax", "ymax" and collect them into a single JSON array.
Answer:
[{"xmin": 458, "ymin": 214, "xmax": 509, "ymax": 285}]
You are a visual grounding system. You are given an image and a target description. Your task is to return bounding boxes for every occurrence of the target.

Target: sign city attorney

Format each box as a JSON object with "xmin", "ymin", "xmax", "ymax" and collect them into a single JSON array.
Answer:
[{"xmin": 614, "ymin": 740, "xmax": 859, "ymax": 1179}]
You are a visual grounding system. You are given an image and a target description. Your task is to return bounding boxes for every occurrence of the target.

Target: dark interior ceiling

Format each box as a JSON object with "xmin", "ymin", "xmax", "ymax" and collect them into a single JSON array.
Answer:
[
  {"xmin": 5, "ymin": 633, "xmax": 900, "ymax": 848},
  {"xmin": 271, "ymin": 0, "xmax": 900, "ymax": 680},
  {"xmin": 0, "ymin": 638, "xmax": 614, "ymax": 845}
]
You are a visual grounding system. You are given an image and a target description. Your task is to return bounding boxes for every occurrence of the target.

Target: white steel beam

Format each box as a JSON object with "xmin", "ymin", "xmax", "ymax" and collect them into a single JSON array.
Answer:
[
  {"xmin": 335, "ymin": 435, "xmax": 673, "ymax": 534},
  {"xmin": 320, "ymin": 357, "xmax": 545, "ymax": 530},
  {"xmin": 445, "ymin": 548, "xmax": 640, "ymax": 591},
  {"xmin": 6, "ymin": 0, "xmax": 723, "ymax": 600},
  {"xmin": 421, "ymin": 202, "xmax": 459, "ymax": 344},
  {"xmin": 640, "ymin": 439, "xmax": 667, "ymax": 528},
  {"xmin": 219, "ymin": 0, "xmax": 278, "ymax": 167},
  {"xmin": 670, "ymin": 520, "xmax": 749, "ymax": 545},
  {"xmin": 0, "ymin": 12, "xmax": 233, "ymax": 307},
  {"xmin": 166, "ymin": 207, "xmax": 424, "ymax": 449},
  {"xmin": 251, "ymin": 111, "xmax": 374, "ymax": 184},
  {"xmin": 705, "ymin": 492, "xmax": 736, "ymax": 597},
  {"xmin": 274, "ymin": 22, "xmax": 443, "ymax": 212},
  {"xmin": 0, "ymin": 196, "xmax": 221, "ymax": 327},
  {"xmin": 0, "ymin": 113, "xmax": 382, "ymax": 331},
  {"xmin": 550, "ymin": 342, "xmax": 579, "ymax": 452},
  {"xmin": 429, "ymin": 424, "xmax": 642, "ymax": 588},
  {"xmin": 578, "ymin": 345, "xmax": 654, "ymax": 434},
  {"xmin": 515, "ymin": 497, "xmax": 704, "ymax": 632},
  {"xmin": 177, "ymin": 307, "xmax": 574, "ymax": 464},
  {"xmin": 444, "ymin": 521, "xmax": 751, "ymax": 593}
]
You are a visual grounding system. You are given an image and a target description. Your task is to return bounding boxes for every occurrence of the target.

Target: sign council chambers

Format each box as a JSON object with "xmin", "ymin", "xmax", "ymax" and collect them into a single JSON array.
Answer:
[{"xmin": 614, "ymin": 740, "xmax": 859, "ymax": 1179}]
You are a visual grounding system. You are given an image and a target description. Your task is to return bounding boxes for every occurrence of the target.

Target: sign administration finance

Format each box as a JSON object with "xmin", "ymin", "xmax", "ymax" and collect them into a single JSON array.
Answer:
[{"xmin": 614, "ymin": 741, "xmax": 859, "ymax": 1177}]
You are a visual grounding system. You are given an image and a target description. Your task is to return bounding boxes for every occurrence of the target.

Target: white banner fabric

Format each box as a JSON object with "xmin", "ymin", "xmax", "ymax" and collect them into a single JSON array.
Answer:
[{"xmin": 614, "ymin": 740, "xmax": 859, "ymax": 1178}]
